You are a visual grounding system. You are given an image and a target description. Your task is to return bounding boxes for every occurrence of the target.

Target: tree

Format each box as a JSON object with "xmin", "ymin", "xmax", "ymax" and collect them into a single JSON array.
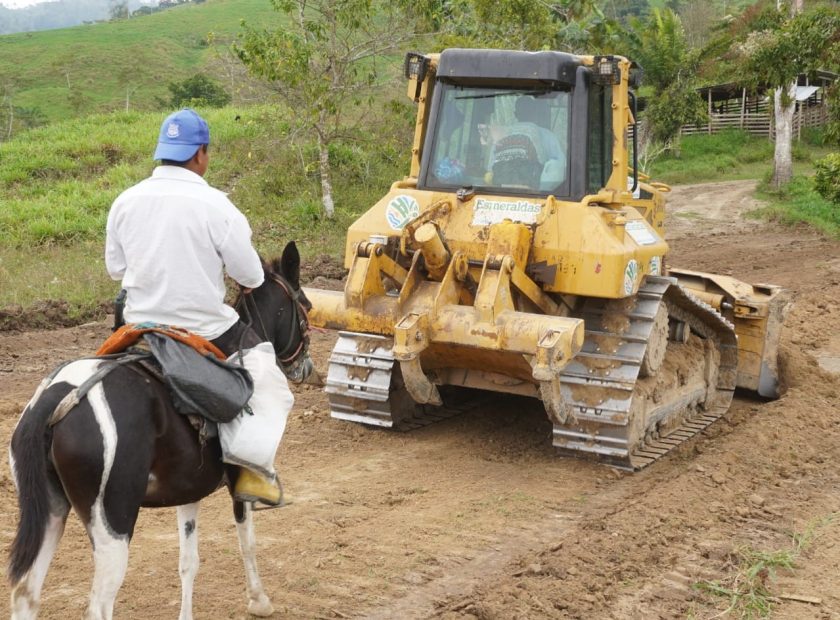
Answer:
[
  {"xmin": 167, "ymin": 73, "xmax": 231, "ymax": 108},
  {"xmin": 735, "ymin": 2, "xmax": 840, "ymax": 188},
  {"xmin": 679, "ymin": 0, "xmax": 719, "ymax": 48},
  {"xmin": 109, "ymin": 0, "xmax": 129, "ymax": 20},
  {"xmin": 236, "ymin": 0, "xmax": 425, "ymax": 219},
  {"xmin": 618, "ymin": 8, "xmax": 706, "ymax": 159},
  {"xmin": 437, "ymin": 0, "xmax": 606, "ymax": 53},
  {"xmin": 772, "ymin": 0, "xmax": 803, "ymax": 189}
]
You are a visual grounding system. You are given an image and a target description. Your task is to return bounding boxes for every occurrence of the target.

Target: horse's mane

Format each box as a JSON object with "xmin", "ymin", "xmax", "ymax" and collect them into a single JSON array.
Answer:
[
  {"xmin": 229, "ymin": 257, "xmax": 281, "ymax": 307},
  {"xmin": 260, "ymin": 255, "xmax": 283, "ymax": 280}
]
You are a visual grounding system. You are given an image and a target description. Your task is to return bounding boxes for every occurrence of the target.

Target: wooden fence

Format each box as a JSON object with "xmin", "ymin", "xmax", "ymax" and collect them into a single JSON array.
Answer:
[{"xmin": 680, "ymin": 95, "xmax": 829, "ymax": 139}]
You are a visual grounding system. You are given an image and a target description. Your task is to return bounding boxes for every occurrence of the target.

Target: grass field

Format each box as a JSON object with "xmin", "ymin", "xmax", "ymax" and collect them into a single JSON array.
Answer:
[
  {"xmin": 648, "ymin": 130, "xmax": 832, "ymax": 185},
  {"xmin": 756, "ymin": 176, "xmax": 840, "ymax": 236},
  {"xmin": 0, "ymin": 0, "xmax": 284, "ymax": 122}
]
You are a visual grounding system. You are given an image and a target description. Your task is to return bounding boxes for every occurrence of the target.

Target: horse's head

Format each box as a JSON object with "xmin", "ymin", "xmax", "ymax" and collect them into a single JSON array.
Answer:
[{"xmin": 238, "ymin": 241, "xmax": 314, "ymax": 384}]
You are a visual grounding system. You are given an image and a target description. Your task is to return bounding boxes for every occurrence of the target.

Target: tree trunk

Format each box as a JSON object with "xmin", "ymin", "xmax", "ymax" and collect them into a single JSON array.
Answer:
[
  {"xmin": 316, "ymin": 124, "xmax": 335, "ymax": 219},
  {"xmin": 771, "ymin": 0, "xmax": 802, "ymax": 189},
  {"xmin": 772, "ymin": 83, "xmax": 796, "ymax": 189}
]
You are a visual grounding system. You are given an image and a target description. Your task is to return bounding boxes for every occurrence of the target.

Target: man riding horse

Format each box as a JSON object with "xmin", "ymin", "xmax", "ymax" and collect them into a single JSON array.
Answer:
[{"xmin": 105, "ymin": 108, "xmax": 285, "ymax": 506}]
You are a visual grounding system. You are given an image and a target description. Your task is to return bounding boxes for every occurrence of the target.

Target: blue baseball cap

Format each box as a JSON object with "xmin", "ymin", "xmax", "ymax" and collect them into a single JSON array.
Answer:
[{"xmin": 153, "ymin": 108, "xmax": 210, "ymax": 161}]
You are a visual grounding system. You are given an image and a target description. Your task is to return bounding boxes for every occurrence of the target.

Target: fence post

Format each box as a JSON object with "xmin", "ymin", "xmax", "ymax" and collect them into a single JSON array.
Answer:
[
  {"xmin": 708, "ymin": 89, "xmax": 712, "ymax": 134},
  {"xmin": 797, "ymin": 102, "xmax": 801, "ymax": 141},
  {"xmin": 740, "ymin": 88, "xmax": 746, "ymax": 129}
]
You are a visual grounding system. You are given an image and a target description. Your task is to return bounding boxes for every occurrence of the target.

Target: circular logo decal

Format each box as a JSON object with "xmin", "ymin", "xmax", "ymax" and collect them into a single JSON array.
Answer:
[
  {"xmin": 386, "ymin": 195, "xmax": 420, "ymax": 230},
  {"xmin": 624, "ymin": 260, "xmax": 639, "ymax": 295},
  {"xmin": 649, "ymin": 256, "xmax": 662, "ymax": 276}
]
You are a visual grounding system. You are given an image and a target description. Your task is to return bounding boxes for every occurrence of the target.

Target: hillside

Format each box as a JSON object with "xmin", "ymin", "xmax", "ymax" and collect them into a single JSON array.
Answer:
[{"xmin": 0, "ymin": 0, "xmax": 284, "ymax": 122}]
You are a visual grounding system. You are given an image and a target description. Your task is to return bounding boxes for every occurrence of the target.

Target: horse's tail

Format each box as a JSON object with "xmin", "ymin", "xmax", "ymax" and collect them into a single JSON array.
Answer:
[{"xmin": 8, "ymin": 383, "xmax": 66, "ymax": 584}]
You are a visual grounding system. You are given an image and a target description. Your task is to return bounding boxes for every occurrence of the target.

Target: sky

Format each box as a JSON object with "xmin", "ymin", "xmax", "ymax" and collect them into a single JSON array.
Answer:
[{"xmin": 0, "ymin": 0, "xmax": 52, "ymax": 7}]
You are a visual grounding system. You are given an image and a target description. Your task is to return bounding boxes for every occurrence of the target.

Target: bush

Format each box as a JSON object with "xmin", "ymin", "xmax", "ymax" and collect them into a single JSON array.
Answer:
[
  {"xmin": 167, "ymin": 74, "xmax": 231, "ymax": 108},
  {"xmin": 813, "ymin": 153, "xmax": 840, "ymax": 204}
]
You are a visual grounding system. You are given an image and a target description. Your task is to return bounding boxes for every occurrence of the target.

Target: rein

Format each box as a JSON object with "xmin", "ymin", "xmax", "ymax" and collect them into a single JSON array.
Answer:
[{"xmin": 236, "ymin": 273, "xmax": 310, "ymax": 366}]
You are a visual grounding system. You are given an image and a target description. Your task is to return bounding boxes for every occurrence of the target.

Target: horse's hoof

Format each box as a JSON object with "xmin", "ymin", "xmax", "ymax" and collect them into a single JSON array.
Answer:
[{"xmin": 247, "ymin": 595, "xmax": 274, "ymax": 617}]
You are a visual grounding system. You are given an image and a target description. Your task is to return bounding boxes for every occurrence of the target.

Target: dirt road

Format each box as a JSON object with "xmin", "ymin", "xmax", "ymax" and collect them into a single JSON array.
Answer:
[{"xmin": 2, "ymin": 179, "xmax": 839, "ymax": 619}]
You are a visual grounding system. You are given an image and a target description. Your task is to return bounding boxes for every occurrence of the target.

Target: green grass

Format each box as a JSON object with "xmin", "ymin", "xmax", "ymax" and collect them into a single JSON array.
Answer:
[
  {"xmin": 0, "ymin": 101, "xmax": 412, "ymax": 318},
  {"xmin": 755, "ymin": 174, "xmax": 840, "ymax": 237},
  {"xmin": 0, "ymin": 0, "xmax": 286, "ymax": 122},
  {"xmin": 695, "ymin": 547, "xmax": 796, "ymax": 619},
  {"xmin": 694, "ymin": 514, "xmax": 836, "ymax": 619},
  {"xmin": 648, "ymin": 130, "xmax": 833, "ymax": 185},
  {"xmin": 0, "ymin": 241, "xmax": 117, "ymax": 319}
]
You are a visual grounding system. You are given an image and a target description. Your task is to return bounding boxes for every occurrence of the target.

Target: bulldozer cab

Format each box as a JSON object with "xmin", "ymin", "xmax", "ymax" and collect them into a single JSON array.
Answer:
[
  {"xmin": 411, "ymin": 50, "xmax": 627, "ymax": 204},
  {"xmin": 423, "ymin": 87, "xmax": 570, "ymax": 194}
]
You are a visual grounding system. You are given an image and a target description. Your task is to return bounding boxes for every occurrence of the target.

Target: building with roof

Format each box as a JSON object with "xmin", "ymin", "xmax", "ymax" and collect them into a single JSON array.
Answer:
[{"xmin": 681, "ymin": 70, "xmax": 837, "ymax": 139}]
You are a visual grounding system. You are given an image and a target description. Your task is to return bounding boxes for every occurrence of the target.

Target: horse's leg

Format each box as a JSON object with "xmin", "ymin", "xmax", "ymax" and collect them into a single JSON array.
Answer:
[
  {"xmin": 176, "ymin": 503, "xmax": 200, "ymax": 620},
  {"xmin": 9, "ymin": 506, "xmax": 70, "ymax": 619},
  {"xmin": 233, "ymin": 500, "xmax": 274, "ymax": 617},
  {"xmin": 86, "ymin": 526, "xmax": 130, "ymax": 620},
  {"xmin": 82, "ymin": 382, "xmax": 133, "ymax": 620}
]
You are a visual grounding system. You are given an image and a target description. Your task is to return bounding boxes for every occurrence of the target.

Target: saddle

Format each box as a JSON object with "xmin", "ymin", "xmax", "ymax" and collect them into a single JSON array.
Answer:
[
  {"xmin": 45, "ymin": 323, "xmax": 254, "ymax": 431},
  {"xmin": 98, "ymin": 323, "xmax": 254, "ymax": 424},
  {"xmin": 98, "ymin": 323, "xmax": 227, "ymax": 360}
]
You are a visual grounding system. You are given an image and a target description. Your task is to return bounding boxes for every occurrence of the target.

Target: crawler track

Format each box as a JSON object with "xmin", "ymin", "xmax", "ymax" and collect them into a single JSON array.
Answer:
[
  {"xmin": 325, "ymin": 332, "xmax": 470, "ymax": 429},
  {"xmin": 553, "ymin": 276, "xmax": 738, "ymax": 470}
]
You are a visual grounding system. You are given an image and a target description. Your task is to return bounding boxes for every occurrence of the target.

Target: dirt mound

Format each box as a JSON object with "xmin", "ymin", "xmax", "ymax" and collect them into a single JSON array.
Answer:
[
  {"xmin": 301, "ymin": 253, "xmax": 347, "ymax": 284},
  {"xmin": 0, "ymin": 300, "xmax": 111, "ymax": 332}
]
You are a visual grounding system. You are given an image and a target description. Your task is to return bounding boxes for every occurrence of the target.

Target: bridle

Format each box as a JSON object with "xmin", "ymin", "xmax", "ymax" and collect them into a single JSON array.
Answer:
[{"xmin": 236, "ymin": 272, "xmax": 311, "ymax": 373}]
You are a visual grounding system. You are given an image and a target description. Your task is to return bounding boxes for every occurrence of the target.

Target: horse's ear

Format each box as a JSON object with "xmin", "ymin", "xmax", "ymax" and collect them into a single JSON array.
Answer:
[{"xmin": 276, "ymin": 241, "xmax": 300, "ymax": 288}]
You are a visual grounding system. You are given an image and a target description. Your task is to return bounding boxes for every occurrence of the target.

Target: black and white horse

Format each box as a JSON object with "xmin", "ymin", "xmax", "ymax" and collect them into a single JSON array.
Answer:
[{"xmin": 8, "ymin": 242, "xmax": 313, "ymax": 620}]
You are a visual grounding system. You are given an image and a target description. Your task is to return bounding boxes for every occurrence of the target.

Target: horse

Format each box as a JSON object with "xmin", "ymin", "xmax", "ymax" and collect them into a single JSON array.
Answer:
[{"xmin": 7, "ymin": 241, "xmax": 313, "ymax": 620}]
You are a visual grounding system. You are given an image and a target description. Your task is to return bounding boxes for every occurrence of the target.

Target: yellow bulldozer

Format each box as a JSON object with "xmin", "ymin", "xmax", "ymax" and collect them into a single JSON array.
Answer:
[{"xmin": 303, "ymin": 49, "xmax": 787, "ymax": 470}]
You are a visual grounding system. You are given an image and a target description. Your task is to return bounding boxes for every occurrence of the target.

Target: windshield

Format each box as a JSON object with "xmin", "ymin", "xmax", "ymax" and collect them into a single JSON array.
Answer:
[{"xmin": 422, "ymin": 84, "xmax": 571, "ymax": 195}]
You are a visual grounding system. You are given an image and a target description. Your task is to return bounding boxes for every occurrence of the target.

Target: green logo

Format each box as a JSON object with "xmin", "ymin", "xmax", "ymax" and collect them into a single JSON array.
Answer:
[
  {"xmin": 624, "ymin": 260, "xmax": 639, "ymax": 295},
  {"xmin": 386, "ymin": 195, "xmax": 420, "ymax": 230}
]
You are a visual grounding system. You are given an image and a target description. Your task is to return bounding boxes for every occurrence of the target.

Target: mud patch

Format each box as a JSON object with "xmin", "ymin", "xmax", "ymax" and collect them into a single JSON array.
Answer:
[
  {"xmin": 300, "ymin": 253, "xmax": 347, "ymax": 284},
  {"xmin": 0, "ymin": 300, "xmax": 111, "ymax": 332}
]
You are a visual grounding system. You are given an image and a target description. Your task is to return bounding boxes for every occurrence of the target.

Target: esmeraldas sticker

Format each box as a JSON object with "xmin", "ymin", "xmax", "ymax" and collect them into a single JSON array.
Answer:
[{"xmin": 471, "ymin": 199, "xmax": 543, "ymax": 226}]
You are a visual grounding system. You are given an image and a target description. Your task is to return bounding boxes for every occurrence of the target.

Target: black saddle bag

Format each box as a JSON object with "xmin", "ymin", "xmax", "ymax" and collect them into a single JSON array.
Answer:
[{"xmin": 144, "ymin": 332, "xmax": 254, "ymax": 424}]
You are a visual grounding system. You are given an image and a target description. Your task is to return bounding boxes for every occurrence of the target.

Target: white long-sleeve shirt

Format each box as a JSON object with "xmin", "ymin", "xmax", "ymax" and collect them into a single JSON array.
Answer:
[{"xmin": 105, "ymin": 165, "xmax": 264, "ymax": 339}]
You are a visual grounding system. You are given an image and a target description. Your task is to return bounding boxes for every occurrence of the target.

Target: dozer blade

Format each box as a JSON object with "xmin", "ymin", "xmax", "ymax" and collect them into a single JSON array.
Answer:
[{"xmin": 669, "ymin": 268, "xmax": 790, "ymax": 399}]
